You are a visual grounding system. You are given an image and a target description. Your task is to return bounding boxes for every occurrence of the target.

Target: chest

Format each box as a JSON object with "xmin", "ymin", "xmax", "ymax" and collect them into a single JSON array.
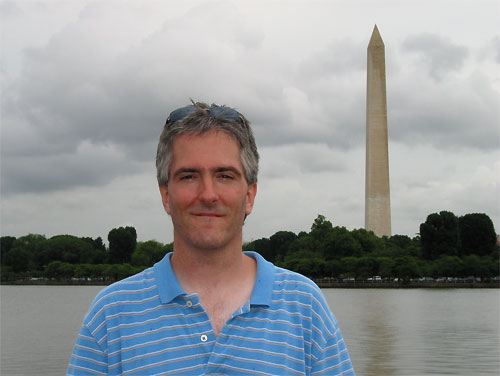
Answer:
[
  {"xmin": 199, "ymin": 290, "xmax": 250, "ymax": 336},
  {"xmin": 106, "ymin": 301, "xmax": 308, "ymax": 375}
]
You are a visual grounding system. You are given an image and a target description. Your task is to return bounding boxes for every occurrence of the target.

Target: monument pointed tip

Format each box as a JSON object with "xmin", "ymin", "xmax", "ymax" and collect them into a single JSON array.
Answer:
[{"xmin": 368, "ymin": 24, "xmax": 384, "ymax": 47}]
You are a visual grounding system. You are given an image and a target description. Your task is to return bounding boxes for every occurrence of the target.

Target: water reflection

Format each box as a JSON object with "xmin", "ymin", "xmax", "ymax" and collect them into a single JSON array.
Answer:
[
  {"xmin": 324, "ymin": 289, "xmax": 500, "ymax": 376},
  {"xmin": 358, "ymin": 290, "xmax": 397, "ymax": 375}
]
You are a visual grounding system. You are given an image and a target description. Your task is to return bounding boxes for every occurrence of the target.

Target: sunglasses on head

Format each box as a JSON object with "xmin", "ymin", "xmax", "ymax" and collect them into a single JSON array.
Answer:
[{"xmin": 166, "ymin": 104, "xmax": 242, "ymax": 125}]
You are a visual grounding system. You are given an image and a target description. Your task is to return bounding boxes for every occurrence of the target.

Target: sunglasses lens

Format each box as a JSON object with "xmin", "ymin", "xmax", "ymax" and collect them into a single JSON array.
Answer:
[
  {"xmin": 209, "ymin": 106, "xmax": 240, "ymax": 122},
  {"xmin": 168, "ymin": 105, "xmax": 196, "ymax": 123},
  {"xmin": 167, "ymin": 105, "xmax": 241, "ymax": 125}
]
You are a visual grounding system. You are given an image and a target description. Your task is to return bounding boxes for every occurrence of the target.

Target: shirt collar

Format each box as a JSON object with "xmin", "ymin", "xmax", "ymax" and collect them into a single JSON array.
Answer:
[
  {"xmin": 245, "ymin": 251, "xmax": 274, "ymax": 307},
  {"xmin": 153, "ymin": 251, "xmax": 275, "ymax": 306},
  {"xmin": 154, "ymin": 252, "xmax": 185, "ymax": 304}
]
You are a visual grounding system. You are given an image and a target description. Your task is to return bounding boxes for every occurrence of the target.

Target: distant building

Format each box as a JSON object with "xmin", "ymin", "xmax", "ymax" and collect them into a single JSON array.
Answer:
[{"xmin": 365, "ymin": 25, "xmax": 391, "ymax": 237}]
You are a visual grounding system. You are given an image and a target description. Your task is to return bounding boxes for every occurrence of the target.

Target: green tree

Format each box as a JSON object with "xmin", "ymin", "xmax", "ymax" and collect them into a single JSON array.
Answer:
[
  {"xmin": 4, "ymin": 247, "xmax": 31, "ymax": 273},
  {"xmin": 356, "ymin": 257, "xmax": 379, "ymax": 280},
  {"xmin": 1, "ymin": 266, "xmax": 19, "ymax": 281},
  {"xmin": 325, "ymin": 259, "xmax": 342, "ymax": 277},
  {"xmin": 406, "ymin": 236, "xmax": 424, "ymax": 258},
  {"xmin": 420, "ymin": 211, "xmax": 460, "ymax": 260},
  {"xmin": 323, "ymin": 227, "xmax": 363, "ymax": 260},
  {"xmin": 418, "ymin": 259, "xmax": 433, "ymax": 278},
  {"xmin": 108, "ymin": 227, "xmax": 137, "ymax": 264},
  {"xmin": 81, "ymin": 236, "xmax": 107, "ymax": 262},
  {"xmin": 74, "ymin": 264, "xmax": 92, "ymax": 279},
  {"xmin": 393, "ymin": 256, "xmax": 420, "ymax": 282},
  {"xmin": 245, "ymin": 238, "xmax": 272, "ymax": 261},
  {"xmin": 351, "ymin": 228, "xmax": 381, "ymax": 254},
  {"xmin": 132, "ymin": 240, "xmax": 169, "ymax": 266},
  {"xmin": 38, "ymin": 235, "xmax": 96, "ymax": 266},
  {"xmin": 103, "ymin": 263, "xmax": 136, "ymax": 281},
  {"xmin": 285, "ymin": 215, "xmax": 335, "ymax": 261},
  {"xmin": 461, "ymin": 255, "xmax": 493, "ymax": 278},
  {"xmin": 339, "ymin": 257, "xmax": 359, "ymax": 279},
  {"xmin": 89, "ymin": 264, "xmax": 106, "ymax": 280},
  {"xmin": 377, "ymin": 257, "xmax": 395, "ymax": 279},
  {"xmin": 430, "ymin": 255, "xmax": 464, "ymax": 278},
  {"xmin": 281, "ymin": 250, "xmax": 326, "ymax": 278},
  {"xmin": 310, "ymin": 215, "xmax": 333, "ymax": 243},
  {"xmin": 287, "ymin": 234, "xmax": 314, "ymax": 255},
  {"xmin": 0, "ymin": 236, "xmax": 16, "ymax": 265},
  {"xmin": 4, "ymin": 234, "xmax": 46, "ymax": 271},
  {"xmin": 388, "ymin": 234, "xmax": 412, "ymax": 250},
  {"xmin": 459, "ymin": 213, "xmax": 497, "ymax": 256},
  {"xmin": 45, "ymin": 261, "xmax": 75, "ymax": 280},
  {"xmin": 91, "ymin": 237, "xmax": 106, "ymax": 252},
  {"xmin": 269, "ymin": 231, "xmax": 297, "ymax": 262}
]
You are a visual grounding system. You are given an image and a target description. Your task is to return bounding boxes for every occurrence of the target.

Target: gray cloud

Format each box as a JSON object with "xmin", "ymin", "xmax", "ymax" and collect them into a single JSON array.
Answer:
[
  {"xmin": 297, "ymin": 39, "xmax": 366, "ymax": 79},
  {"xmin": 477, "ymin": 36, "xmax": 500, "ymax": 64},
  {"xmin": 493, "ymin": 37, "xmax": 500, "ymax": 64},
  {"xmin": 260, "ymin": 143, "xmax": 348, "ymax": 182},
  {"xmin": 0, "ymin": 1, "xmax": 21, "ymax": 17},
  {"xmin": 389, "ymin": 70, "xmax": 499, "ymax": 150},
  {"xmin": 401, "ymin": 33, "xmax": 469, "ymax": 81},
  {"xmin": 1, "ymin": 141, "xmax": 147, "ymax": 195}
]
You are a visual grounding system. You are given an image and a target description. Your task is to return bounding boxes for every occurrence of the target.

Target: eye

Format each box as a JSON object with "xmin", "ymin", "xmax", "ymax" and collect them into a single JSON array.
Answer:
[
  {"xmin": 180, "ymin": 174, "xmax": 195, "ymax": 180},
  {"xmin": 218, "ymin": 173, "xmax": 234, "ymax": 180}
]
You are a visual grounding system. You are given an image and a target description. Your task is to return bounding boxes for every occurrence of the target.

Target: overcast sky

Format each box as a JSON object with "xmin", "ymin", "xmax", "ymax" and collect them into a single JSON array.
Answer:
[{"xmin": 1, "ymin": 0, "xmax": 499, "ymax": 245}]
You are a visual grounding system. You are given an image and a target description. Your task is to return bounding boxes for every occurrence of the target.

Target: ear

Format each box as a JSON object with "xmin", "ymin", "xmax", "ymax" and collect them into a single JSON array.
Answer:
[
  {"xmin": 245, "ymin": 183, "xmax": 257, "ymax": 215},
  {"xmin": 158, "ymin": 185, "xmax": 171, "ymax": 215}
]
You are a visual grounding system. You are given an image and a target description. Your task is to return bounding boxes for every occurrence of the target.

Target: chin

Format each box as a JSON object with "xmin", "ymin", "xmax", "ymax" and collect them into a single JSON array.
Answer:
[{"xmin": 188, "ymin": 233, "xmax": 236, "ymax": 251}]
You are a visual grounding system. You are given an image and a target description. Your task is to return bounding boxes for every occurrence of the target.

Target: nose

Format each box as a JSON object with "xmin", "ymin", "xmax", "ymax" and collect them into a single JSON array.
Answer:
[{"xmin": 198, "ymin": 176, "xmax": 218, "ymax": 204}]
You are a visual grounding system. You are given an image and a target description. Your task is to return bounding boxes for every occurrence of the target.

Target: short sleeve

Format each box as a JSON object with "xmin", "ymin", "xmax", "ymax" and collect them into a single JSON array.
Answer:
[
  {"xmin": 67, "ymin": 324, "xmax": 108, "ymax": 375},
  {"xmin": 310, "ymin": 325, "xmax": 355, "ymax": 375}
]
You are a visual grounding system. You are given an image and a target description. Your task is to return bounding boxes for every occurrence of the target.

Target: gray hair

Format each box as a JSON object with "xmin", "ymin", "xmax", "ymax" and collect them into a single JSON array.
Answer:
[{"xmin": 156, "ymin": 102, "xmax": 259, "ymax": 186}]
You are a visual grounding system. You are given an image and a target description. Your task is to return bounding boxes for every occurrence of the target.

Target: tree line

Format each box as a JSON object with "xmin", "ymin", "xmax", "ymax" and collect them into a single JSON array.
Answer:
[
  {"xmin": 0, "ymin": 226, "xmax": 172, "ymax": 282},
  {"xmin": 1, "ymin": 211, "xmax": 498, "ymax": 283},
  {"xmin": 244, "ymin": 212, "xmax": 498, "ymax": 282}
]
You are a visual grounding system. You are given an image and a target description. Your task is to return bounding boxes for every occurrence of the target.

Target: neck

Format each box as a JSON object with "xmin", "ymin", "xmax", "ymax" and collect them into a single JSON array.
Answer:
[{"xmin": 170, "ymin": 243, "xmax": 253, "ymax": 294}]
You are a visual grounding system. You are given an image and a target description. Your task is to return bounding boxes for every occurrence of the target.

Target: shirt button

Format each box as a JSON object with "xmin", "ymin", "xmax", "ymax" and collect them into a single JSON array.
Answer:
[
  {"xmin": 186, "ymin": 301, "xmax": 193, "ymax": 308},
  {"xmin": 200, "ymin": 335, "xmax": 208, "ymax": 342}
]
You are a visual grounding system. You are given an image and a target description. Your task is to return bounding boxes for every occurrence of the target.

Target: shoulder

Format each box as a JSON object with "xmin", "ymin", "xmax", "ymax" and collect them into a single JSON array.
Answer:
[
  {"xmin": 93, "ymin": 266, "xmax": 156, "ymax": 303},
  {"xmin": 83, "ymin": 267, "xmax": 157, "ymax": 324},
  {"xmin": 273, "ymin": 265, "xmax": 324, "ymax": 298},
  {"xmin": 271, "ymin": 265, "xmax": 339, "ymax": 329}
]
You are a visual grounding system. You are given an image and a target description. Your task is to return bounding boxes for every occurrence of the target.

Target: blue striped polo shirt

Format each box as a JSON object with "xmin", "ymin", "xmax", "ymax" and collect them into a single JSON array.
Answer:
[{"xmin": 68, "ymin": 252, "xmax": 354, "ymax": 375}]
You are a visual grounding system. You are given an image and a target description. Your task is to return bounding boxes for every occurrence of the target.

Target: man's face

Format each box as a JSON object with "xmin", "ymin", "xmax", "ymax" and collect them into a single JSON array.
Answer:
[{"xmin": 159, "ymin": 130, "xmax": 257, "ymax": 251}]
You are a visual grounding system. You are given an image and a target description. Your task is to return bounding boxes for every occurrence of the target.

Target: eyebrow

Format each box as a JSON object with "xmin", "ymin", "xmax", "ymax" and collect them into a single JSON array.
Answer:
[
  {"xmin": 172, "ymin": 168, "xmax": 197, "ymax": 177},
  {"xmin": 172, "ymin": 166, "xmax": 243, "ymax": 178},
  {"xmin": 215, "ymin": 166, "xmax": 242, "ymax": 176}
]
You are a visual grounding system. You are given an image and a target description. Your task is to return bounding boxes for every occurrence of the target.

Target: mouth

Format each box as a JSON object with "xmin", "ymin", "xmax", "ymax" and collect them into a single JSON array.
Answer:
[{"xmin": 193, "ymin": 212, "xmax": 224, "ymax": 218}]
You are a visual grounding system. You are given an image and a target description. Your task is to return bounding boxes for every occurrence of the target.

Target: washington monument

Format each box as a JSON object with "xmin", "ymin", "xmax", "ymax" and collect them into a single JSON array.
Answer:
[{"xmin": 365, "ymin": 25, "xmax": 391, "ymax": 237}]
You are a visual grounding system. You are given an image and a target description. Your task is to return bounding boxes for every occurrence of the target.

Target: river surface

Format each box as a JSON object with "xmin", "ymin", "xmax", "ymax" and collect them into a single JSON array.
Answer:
[{"xmin": 1, "ymin": 286, "xmax": 498, "ymax": 376}]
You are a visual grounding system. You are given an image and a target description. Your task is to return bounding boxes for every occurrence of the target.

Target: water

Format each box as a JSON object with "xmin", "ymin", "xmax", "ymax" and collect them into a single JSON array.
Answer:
[
  {"xmin": 1, "ymin": 286, "xmax": 102, "ymax": 376},
  {"xmin": 1, "ymin": 286, "xmax": 499, "ymax": 376},
  {"xmin": 324, "ymin": 289, "xmax": 500, "ymax": 376}
]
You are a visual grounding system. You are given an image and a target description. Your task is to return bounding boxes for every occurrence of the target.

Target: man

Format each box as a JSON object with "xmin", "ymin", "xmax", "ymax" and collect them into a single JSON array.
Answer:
[{"xmin": 68, "ymin": 102, "xmax": 355, "ymax": 375}]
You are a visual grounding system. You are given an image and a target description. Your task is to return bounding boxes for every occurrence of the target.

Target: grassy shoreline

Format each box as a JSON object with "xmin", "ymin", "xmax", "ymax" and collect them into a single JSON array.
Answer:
[
  {"xmin": 316, "ymin": 281, "xmax": 500, "ymax": 288},
  {"xmin": 2, "ymin": 280, "xmax": 499, "ymax": 288}
]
